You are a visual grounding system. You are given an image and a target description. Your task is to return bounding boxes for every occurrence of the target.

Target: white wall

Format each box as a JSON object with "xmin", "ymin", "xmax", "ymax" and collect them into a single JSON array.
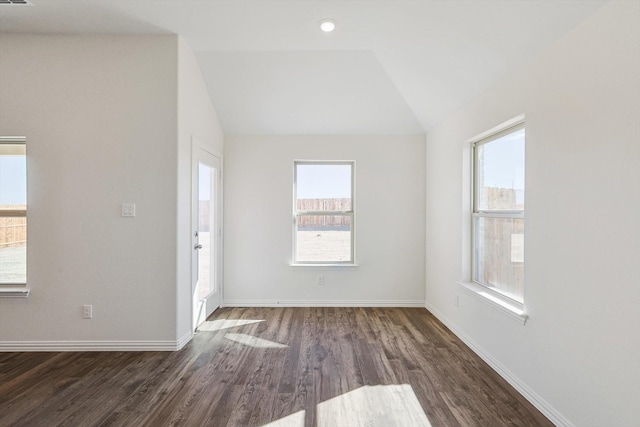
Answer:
[
  {"xmin": 176, "ymin": 37, "xmax": 224, "ymax": 340},
  {"xmin": 0, "ymin": 35, "xmax": 180, "ymax": 346},
  {"xmin": 224, "ymin": 135, "xmax": 425, "ymax": 306},
  {"xmin": 425, "ymin": 2, "xmax": 640, "ymax": 426}
]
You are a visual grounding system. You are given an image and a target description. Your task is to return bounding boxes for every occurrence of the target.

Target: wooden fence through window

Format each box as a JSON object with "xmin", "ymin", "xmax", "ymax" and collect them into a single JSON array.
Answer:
[
  {"xmin": 0, "ymin": 205, "xmax": 27, "ymax": 248},
  {"xmin": 296, "ymin": 199, "xmax": 352, "ymax": 228}
]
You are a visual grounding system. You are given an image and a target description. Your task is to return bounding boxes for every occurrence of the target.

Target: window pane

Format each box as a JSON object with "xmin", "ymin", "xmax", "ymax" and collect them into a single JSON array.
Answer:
[
  {"xmin": 0, "ymin": 142, "xmax": 27, "ymax": 283},
  {"xmin": 476, "ymin": 129, "xmax": 525, "ymax": 210},
  {"xmin": 296, "ymin": 215, "xmax": 352, "ymax": 262},
  {"xmin": 0, "ymin": 144, "xmax": 27, "ymax": 211},
  {"xmin": 474, "ymin": 216, "xmax": 524, "ymax": 302},
  {"xmin": 198, "ymin": 163, "xmax": 215, "ymax": 298},
  {"xmin": 0, "ymin": 217, "xmax": 26, "ymax": 284},
  {"xmin": 296, "ymin": 164, "xmax": 351, "ymax": 211}
]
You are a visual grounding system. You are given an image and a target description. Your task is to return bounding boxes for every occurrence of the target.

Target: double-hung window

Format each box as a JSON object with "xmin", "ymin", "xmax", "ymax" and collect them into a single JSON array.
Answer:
[
  {"xmin": 473, "ymin": 123, "xmax": 525, "ymax": 305},
  {"xmin": 293, "ymin": 161, "xmax": 355, "ymax": 265},
  {"xmin": 0, "ymin": 137, "xmax": 27, "ymax": 285}
]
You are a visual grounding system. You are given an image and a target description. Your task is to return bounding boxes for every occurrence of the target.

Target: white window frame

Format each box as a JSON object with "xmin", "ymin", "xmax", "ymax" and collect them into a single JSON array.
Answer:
[
  {"xmin": 292, "ymin": 160, "xmax": 355, "ymax": 266},
  {"xmin": 0, "ymin": 136, "xmax": 29, "ymax": 295},
  {"xmin": 471, "ymin": 121, "xmax": 525, "ymax": 310}
]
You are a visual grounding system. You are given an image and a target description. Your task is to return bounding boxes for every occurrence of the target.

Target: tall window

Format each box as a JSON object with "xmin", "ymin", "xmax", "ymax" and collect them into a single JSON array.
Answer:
[
  {"xmin": 0, "ymin": 137, "xmax": 27, "ymax": 285},
  {"xmin": 473, "ymin": 124, "xmax": 525, "ymax": 304},
  {"xmin": 293, "ymin": 161, "xmax": 355, "ymax": 264}
]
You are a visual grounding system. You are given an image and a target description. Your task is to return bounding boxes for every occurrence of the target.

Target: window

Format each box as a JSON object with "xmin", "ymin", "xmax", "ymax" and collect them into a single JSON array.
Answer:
[
  {"xmin": 293, "ymin": 161, "xmax": 354, "ymax": 264},
  {"xmin": 0, "ymin": 137, "xmax": 27, "ymax": 285},
  {"xmin": 473, "ymin": 123, "xmax": 525, "ymax": 304}
]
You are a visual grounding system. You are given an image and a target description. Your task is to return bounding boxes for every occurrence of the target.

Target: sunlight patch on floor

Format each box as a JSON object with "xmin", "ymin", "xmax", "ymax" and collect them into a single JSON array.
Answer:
[
  {"xmin": 197, "ymin": 319, "xmax": 264, "ymax": 332},
  {"xmin": 317, "ymin": 384, "xmax": 432, "ymax": 427},
  {"xmin": 224, "ymin": 333, "xmax": 288, "ymax": 349},
  {"xmin": 260, "ymin": 410, "xmax": 305, "ymax": 427}
]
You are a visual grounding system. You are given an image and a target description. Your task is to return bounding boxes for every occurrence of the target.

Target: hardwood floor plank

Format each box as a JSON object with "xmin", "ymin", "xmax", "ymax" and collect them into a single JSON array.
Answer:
[
  {"xmin": 177, "ymin": 370, "xmax": 233, "ymax": 427},
  {"xmin": 0, "ymin": 308, "xmax": 553, "ymax": 427},
  {"xmin": 277, "ymin": 308, "xmax": 305, "ymax": 395}
]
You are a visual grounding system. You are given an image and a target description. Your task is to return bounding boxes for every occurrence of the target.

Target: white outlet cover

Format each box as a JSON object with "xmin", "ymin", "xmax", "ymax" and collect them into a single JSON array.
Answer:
[
  {"xmin": 122, "ymin": 203, "xmax": 136, "ymax": 217},
  {"xmin": 83, "ymin": 305, "xmax": 93, "ymax": 319}
]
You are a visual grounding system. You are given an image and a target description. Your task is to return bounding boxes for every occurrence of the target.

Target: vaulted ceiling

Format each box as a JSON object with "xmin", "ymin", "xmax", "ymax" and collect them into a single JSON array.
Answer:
[{"xmin": 0, "ymin": 0, "xmax": 607, "ymax": 135}]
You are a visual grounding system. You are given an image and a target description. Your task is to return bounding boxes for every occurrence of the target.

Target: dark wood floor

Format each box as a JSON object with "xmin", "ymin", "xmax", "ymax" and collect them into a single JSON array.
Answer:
[{"xmin": 0, "ymin": 307, "xmax": 552, "ymax": 427}]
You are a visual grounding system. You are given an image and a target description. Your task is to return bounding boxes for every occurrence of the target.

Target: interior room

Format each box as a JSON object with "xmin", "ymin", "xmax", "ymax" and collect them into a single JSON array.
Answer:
[{"xmin": 0, "ymin": 1, "xmax": 638, "ymax": 426}]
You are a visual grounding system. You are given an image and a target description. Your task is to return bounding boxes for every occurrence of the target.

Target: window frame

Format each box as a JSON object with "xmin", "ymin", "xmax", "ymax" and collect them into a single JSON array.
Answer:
[
  {"xmin": 292, "ymin": 160, "xmax": 356, "ymax": 266},
  {"xmin": 0, "ymin": 136, "xmax": 27, "ymax": 287},
  {"xmin": 471, "ymin": 122, "xmax": 525, "ymax": 306}
]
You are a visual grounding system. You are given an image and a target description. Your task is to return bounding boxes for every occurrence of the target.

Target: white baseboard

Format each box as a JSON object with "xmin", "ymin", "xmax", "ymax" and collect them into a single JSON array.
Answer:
[
  {"xmin": 176, "ymin": 331, "xmax": 194, "ymax": 350},
  {"xmin": 424, "ymin": 302, "xmax": 573, "ymax": 427},
  {"xmin": 223, "ymin": 299, "xmax": 425, "ymax": 308},
  {"xmin": 0, "ymin": 337, "xmax": 192, "ymax": 352}
]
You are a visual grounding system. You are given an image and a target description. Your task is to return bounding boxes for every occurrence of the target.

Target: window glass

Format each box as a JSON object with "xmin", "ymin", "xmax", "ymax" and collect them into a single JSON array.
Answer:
[
  {"xmin": 474, "ymin": 217, "xmax": 524, "ymax": 302},
  {"xmin": 0, "ymin": 144, "xmax": 26, "ymax": 208},
  {"xmin": 296, "ymin": 164, "xmax": 352, "ymax": 210},
  {"xmin": 476, "ymin": 128, "xmax": 525, "ymax": 211},
  {"xmin": 296, "ymin": 215, "xmax": 352, "ymax": 263},
  {"xmin": 0, "ymin": 141, "xmax": 27, "ymax": 284}
]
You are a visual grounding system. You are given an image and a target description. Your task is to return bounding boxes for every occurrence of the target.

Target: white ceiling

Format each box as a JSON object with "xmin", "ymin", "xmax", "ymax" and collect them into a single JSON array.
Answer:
[{"xmin": 0, "ymin": 0, "xmax": 607, "ymax": 135}]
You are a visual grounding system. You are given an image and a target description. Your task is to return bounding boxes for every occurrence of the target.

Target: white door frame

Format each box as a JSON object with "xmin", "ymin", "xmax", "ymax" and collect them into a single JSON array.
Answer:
[{"xmin": 191, "ymin": 137, "xmax": 223, "ymax": 330}]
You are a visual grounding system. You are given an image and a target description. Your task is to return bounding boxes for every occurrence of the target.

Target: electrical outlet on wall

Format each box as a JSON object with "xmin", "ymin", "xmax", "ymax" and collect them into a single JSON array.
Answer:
[
  {"xmin": 121, "ymin": 203, "xmax": 136, "ymax": 217},
  {"xmin": 317, "ymin": 275, "xmax": 325, "ymax": 285},
  {"xmin": 83, "ymin": 305, "xmax": 93, "ymax": 319},
  {"xmin": 454, "ymin": 295, "xmax": 460, "ymax": 307}
]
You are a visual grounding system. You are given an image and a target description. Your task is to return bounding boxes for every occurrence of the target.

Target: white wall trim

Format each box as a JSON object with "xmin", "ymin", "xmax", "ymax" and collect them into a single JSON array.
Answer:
[
  {"xmin": 223, "ymin": 299, "xmax": 425, "ymax": 308},
  {"xmin": 465, "ymin": 114, "xmax": 525, "ymax": 144},
  {"xmin": 457, "ymin": 281, "xmax": 528, "ymax": 324},
  {"xmin": 0, "ymin": 287, "xmax": 31, "ymax": 298},
  {"xmin": 424, "ymin": 302, "xmax": 574, "ymax": 427},
  {"xmin": 176, "ymin": 331, "xmax": 193, "ymax": 351},
  {"xmin": 0, "ymin": 338, "xmax": 191, "ymax": 352}
]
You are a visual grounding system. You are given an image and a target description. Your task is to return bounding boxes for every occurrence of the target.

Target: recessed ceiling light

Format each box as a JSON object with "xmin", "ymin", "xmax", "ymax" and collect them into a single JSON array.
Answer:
[{"xmin": 319, "ymin": 19, "xmax": 336, "ymax": 33}]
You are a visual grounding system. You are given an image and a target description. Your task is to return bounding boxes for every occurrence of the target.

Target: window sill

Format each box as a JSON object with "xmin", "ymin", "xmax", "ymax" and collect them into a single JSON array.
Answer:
[
  {"xmin": 290, "ymin": 263, "xmax": 359, "ymax": 269},
  {"xmin": 457, "ymin": 281, "xmax": 528, "ymax": 325},
  {"xmin": 0, "ymin": 286, "xmax": 31, "ymax": 298}
]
